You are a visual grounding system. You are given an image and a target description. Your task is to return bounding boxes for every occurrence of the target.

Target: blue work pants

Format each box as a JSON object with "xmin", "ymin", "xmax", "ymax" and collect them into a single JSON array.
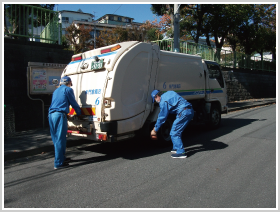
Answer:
[
  {"xmin": 170, "ymin": 108, "xmax": 194, "ymax": 154},
  {"xmin": 48, "ymin": 112, "xmax": 68, "ymax": 168}
]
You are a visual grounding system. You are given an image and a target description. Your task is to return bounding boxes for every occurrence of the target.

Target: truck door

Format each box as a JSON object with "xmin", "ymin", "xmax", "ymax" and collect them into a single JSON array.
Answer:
[{"xmin": 206, "ymin": 61, "xmax": 227, "ymax": 106}]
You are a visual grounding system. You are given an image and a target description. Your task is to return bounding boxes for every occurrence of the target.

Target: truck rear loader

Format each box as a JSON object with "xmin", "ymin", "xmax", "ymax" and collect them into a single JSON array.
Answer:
[{"xmin": 63, "ymin": 41, "xmax": 228, "ymax": 142}]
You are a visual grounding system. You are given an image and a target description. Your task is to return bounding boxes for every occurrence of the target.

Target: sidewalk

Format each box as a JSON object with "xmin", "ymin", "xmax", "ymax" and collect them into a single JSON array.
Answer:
[{"xmin": 4, "ymin": 98, "xmax": 276, "ymax": 161}]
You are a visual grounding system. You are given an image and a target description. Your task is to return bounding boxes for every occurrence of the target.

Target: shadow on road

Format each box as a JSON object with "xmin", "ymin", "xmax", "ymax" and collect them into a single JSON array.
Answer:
[
  {"xmin": 4, "ymin": 117, "xmax": 259, "ymax": 191},
  {"xmin": 68, "ymin": 117, "xmax": 258, "ymax": 167}
]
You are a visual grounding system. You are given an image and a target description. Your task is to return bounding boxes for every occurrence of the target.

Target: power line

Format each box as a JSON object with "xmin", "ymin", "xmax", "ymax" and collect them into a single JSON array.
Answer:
[
  {"xmin": 112, "ymin": 4, "xmax": 122, "ymax": 15},
  {"xmin": 92, "ymin": 11, "xmax": 97, "ymax": 20}
]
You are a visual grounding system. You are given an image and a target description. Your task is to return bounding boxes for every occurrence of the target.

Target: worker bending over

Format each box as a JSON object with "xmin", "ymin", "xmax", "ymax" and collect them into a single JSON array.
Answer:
[{"xmin": 151, "ymin": 90, "xmax": 194, "ymax": 158}]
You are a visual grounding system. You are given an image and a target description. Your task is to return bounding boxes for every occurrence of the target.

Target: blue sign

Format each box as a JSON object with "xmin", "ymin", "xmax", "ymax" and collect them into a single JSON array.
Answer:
[{"xmin": 85, "ymin": 89, "xmax": 101, "ymax": 95}]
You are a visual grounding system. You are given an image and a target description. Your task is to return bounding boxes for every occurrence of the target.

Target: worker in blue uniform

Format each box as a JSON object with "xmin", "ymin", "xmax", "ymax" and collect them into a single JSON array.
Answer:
[
  {"xmin": 49, "ymin": 76, "xmax": 81, "ymax": 169},
  {"xmin": 151, "ymin": 90, "xmax": 194, "ymax": 158}
]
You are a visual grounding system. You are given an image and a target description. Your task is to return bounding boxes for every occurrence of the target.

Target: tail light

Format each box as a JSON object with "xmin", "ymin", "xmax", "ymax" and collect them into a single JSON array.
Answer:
[
  {"xmin": 71, "ymin": 55, "xmax": 82, "ymax": 61},
  {"xmin": 97, "ymin": 134, "xmax": 107, "ymax": 141},
  {"xmin": 101, "ymin": 44, "xmax": 121, "ymax": 54}
]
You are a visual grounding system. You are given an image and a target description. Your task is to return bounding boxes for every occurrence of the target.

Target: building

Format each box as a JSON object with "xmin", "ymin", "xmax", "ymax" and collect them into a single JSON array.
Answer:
[
  {"xmin": 59, "ymin": 10, "xmax": 143, "ymax": 48},
  {"xmin": 59, "ymin": 10, "xmax": 94, "ymax": 36},
  {"xmin": 97, "ymin": 14, "xmax": 139, "ymax": 26}
]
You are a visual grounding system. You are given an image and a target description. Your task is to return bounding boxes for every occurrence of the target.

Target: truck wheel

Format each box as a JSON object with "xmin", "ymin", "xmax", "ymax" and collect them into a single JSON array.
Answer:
[
  {"xmin": 208, "ymin": 104, "xmax": 221, "ymax": 129},
  {"xmin": 158, "ymin": 119, "xmax": 173, "ymax": 142}
]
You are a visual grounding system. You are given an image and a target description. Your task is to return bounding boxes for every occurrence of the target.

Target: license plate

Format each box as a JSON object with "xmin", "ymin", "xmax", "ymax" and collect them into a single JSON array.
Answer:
[{"xmin": 91, "ymin": 59, "xmax": 104, "ymax": 70}]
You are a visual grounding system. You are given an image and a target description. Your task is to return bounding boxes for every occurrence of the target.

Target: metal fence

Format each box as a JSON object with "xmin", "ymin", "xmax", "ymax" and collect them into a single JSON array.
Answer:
[
  {"xmin": 4, "ymin": 4, "xmax": 61, "ymax": 44},
  {"xmin": 152, "ymin": 39, "xmax": 276, "ymax": 72}
]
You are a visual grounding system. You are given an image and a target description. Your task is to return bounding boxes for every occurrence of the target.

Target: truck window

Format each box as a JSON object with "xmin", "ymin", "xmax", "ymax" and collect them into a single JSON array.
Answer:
[{"xmin": 207, "ymin": 63, "xmax": 224, "ymax": 88}]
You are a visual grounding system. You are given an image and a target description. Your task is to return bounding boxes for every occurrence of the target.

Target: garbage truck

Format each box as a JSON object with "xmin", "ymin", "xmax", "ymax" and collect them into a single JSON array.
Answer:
[{"xmin": 63, "ymin": 41, "xmax": 228, "ymax": 142}]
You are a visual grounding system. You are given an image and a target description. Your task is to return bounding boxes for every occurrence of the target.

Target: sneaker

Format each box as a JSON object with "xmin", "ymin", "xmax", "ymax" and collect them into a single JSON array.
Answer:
[
  {"xmin": 171, "ymin": 153, "xmax": 187, "ymax": 158},
  {"xmin": 171, "ymin": 149, "xmax": 177, "ymax": 153},
  {"xmin": 64, "ymin": 157, "xmax": 71, "ymax": 162},
  {"xmin": 54, "ymin": 162, "xmax": 69, "ymax": 169}
]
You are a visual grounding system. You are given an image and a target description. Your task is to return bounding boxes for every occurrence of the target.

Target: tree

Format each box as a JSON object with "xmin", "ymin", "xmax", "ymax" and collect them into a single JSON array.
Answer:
[
  {"xmin": 151, "ymin": 4, "xmax": 196, "ymax": 40},
  {"xmin": 235, "ymin": 4, "xmax": 276, "ymax": 59},
  {"xmin": 65, "ymin": 23, "xmax": 92, "ymax": 54},
  {"xmin": 96, "ymin": 23, "xmax": 158, "ymax": 46},
  {"xmin": 146, "ymin": 28, "xmax": 163, "ymax": 41},
  {"xmin": 150, "ymin": 3, "xmax": 276, "ymax": 60},
  {"xmin": 180, "ymin": 4, "xmax": 209, "ymax": 43},
  {"xmin": 140, "ymin": 19, "xmax": 163, "ymax": 41},
  {"xmin": 151, "ymin": 4, "xmax": 173, "ymax": 38},
  {"xmin": 61, "ymin": 35, "xmax": 70, "ymax": 50},
  {"xmin": 97, "ymin": 26, "xmax": 129, "ymax": 47},
  {"xmin": 127, "ymin": 24, "xmax": 146, "ymax": 41},
  {"xmin": 254, "ymin": 4, "xmax": 276, "ymax": 60},
  {"xmin": 157, "ymin": 14, "xmax": 172, "ymax": 38}
]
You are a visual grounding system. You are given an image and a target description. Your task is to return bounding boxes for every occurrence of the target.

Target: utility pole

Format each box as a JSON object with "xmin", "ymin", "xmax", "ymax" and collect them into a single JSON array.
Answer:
[
  {"xmin": 92, "ymin": 11, "xmax": 97, "ymax": 49},
  {"xmin": 94, "ymin": 23, "xmax": 96, "ymax": 49},
  {"xmin": 174, "ymin": 4, "xmax": 180, "ymax": 52}
]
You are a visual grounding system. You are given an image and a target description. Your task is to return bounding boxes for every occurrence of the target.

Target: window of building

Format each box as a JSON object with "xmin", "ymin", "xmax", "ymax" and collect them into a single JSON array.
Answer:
[
  {"xmin": 125, "ymin": 18, "xmax": 131, "ymax": 23},
  {"xmin": 118, "ymin": 17, "xmax": 122, "ymax": 22},
  {"xmin": 96, "ymin": 30, "xmax": 100, "ymax": 37},
  {"xmin": 62, "ymin": 17, "xmax": 69, "ymax": 22},
  {"xmin": 90, "ymin": 31, "xmax": 94, "ymax": 38},
  {"xmin": 90, "ymin": 30, "xmax": 100, "ymax": 38},
  {"xmin": 81, "ymin": 19, "xmax": 88, "ymax": 22},
  {"xmin": 62, "ymin": 30, "xmax": 69, "ymax": 36},
  {"xmin": 109, "ymin": 16, "xmax": 114, "ymax": 21}
]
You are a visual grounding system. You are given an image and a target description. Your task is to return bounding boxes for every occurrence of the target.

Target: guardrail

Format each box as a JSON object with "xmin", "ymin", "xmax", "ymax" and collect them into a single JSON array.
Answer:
[
  {"xmin": 4, "ymin": 4, "xmax": 61, "ymax": 44},
  {"xmin": 152, "ymin": 39, "xmax": 276, "ymax": 72}
]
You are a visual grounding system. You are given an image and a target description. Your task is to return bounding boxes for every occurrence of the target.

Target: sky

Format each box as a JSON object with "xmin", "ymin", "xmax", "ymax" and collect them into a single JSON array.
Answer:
[{"xmin": 56, "ymin": 4, "xmax": 161, "ymax": 24}]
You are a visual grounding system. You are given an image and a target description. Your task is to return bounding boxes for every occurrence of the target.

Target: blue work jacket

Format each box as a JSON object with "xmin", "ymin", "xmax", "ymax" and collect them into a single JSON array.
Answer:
[
  {"xmin": 49, "ymin": 85, "xmax": 81, "ymax": 115},
  {"xmin": 154, "ymin": 91, "xmax": 192, "ymax": 132}
]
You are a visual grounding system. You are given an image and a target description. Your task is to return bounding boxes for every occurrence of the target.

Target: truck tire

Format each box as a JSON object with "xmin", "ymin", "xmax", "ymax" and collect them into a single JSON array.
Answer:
[
  {"xmin": 207, "ymin": 103, "xmax": 221, "ymax": 129},
  {"xmin": 158, "ymin": 119, "xmax": 173, "ymax": 142}
]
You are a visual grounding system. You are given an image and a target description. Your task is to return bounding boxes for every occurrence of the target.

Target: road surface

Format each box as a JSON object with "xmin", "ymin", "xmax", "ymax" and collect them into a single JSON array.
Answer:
[{"xmin": 4, "ymin": 104, "xmax": 276, "ymax": 208}]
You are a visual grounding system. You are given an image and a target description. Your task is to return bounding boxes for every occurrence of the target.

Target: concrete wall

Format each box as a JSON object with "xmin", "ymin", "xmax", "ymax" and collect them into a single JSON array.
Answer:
[
  {"xmin": 222, "ymin": 68, "xmax": 276, "ymax": 102},
  {"xmin": 4, "ymin": 38, "xmax": 74, "ymax": 133}
]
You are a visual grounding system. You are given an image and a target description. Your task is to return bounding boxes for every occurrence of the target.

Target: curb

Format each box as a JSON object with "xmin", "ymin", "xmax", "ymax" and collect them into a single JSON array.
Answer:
[
  {"xmin": 4, "ymin": 139, "xmax": 93, "ymax": 162},
  {"xmin": 227, "ymin": 100, "xmax": 276, "ymax": 112}
]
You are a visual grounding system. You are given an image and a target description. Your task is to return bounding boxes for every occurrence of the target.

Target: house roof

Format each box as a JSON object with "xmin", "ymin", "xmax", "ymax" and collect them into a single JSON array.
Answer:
[
  {"xmin": 59, "ymin": 10, "xmax": 94, "ymax": 18},
  {"xmin": 97, "ymin": 14, "xmax": 134, "ymax": 21}
]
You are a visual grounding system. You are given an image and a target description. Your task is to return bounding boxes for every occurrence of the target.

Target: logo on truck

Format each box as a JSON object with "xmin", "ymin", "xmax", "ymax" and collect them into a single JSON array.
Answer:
[
  {"xmin": 95, "ymin": 97, "xmax": 100, "ymax": 105},
  {"xmin": 163, "ymin": 82, "xmax": 181, "ymax": 89},
  {"xmin": 85, "ymin": 89, "xmax": 101, "ymax": 95}
]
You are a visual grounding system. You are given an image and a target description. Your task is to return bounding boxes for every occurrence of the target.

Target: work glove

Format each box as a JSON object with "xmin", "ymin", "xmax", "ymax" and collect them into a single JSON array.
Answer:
[{"xmin": 150, "ymin": 128, "xmax": 158, "ymax": 140}]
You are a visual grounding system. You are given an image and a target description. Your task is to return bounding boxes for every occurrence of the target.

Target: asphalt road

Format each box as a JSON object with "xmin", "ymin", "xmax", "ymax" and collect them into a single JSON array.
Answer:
[{"xmin": 4, "ymin": 104, "xmax": 276, "ymax": 208}]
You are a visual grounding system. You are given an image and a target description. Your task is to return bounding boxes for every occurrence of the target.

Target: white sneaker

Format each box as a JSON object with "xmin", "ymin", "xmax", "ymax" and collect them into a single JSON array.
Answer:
[{"xmin": 171, "ymin": 153, "xmax": 187, "ymax": 158}]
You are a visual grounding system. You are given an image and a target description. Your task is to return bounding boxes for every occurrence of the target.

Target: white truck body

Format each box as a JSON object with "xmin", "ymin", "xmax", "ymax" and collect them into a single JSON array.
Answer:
[{"xmin": 63, "ymin": 41, "xmax": 228, "ymax": 142}]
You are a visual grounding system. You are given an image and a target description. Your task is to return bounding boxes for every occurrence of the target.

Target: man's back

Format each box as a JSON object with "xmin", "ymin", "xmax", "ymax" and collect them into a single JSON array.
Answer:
[
  {"xmin": 160, "ymin": 91, "xmax": 191, "ymax": 114},
  {"xmin": 49, "ymin": 85, "xmax": 81, "ymax": 115}
]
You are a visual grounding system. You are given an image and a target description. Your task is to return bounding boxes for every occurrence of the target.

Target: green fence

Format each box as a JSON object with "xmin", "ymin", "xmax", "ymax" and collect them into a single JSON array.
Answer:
[
  {"xmin": 40, "ymin": 19, "xmax": 62, "ymax": 44},
  {"xmin": 4, "ymin": 4, "xmax": 61, "ymax": 44},
  {"xmin": 152, "ymin": 39, "xmax": 276, "ymax": 72}
]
